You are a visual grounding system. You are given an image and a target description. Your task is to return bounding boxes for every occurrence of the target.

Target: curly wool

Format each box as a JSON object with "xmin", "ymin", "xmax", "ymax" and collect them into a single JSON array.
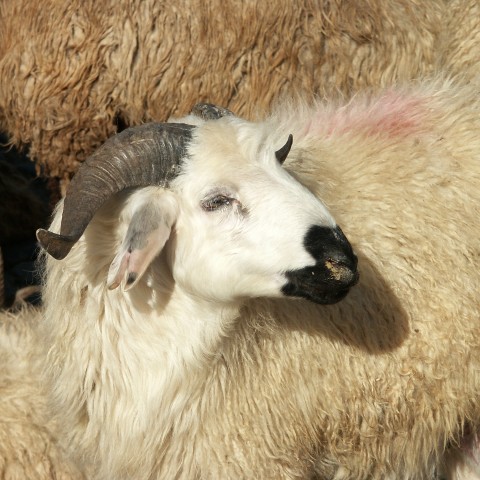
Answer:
[
  {"xmin": 0, "ymin": 0, "xmax": 452, "ymax": 180},
  {"xmin": 40, "ymin": 79, "xmax": 480, "ymax": 478},
  {"xmin": 1, "ymin": 79, "xmax": 479, "ymax": 479},
  {"xmin": 0, "ymin": 307, "xmax": 83, "ymax": 480}
]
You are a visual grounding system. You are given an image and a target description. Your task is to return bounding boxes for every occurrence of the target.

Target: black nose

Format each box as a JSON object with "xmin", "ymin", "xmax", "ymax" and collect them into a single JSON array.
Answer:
[
  {"xmin": 281, "ymin": 225, "xmax": 359, "ymax": 305},
  {"xmin": 306, "ymin": 225, "xmax": 357, "ymax": 272}
]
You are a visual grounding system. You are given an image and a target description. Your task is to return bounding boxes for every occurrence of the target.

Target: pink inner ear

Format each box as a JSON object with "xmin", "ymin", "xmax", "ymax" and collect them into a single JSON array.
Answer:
[
  {"xmin": 108, "ymin": 251, "xmax": 131, "ymax": 290},
  {"xmin": 107, "ymin": 221, "xmax": 172, "ymax": 291},
  {"xmin": 303, "ymin": 91, "xmax": 427, "ymax": 140}
]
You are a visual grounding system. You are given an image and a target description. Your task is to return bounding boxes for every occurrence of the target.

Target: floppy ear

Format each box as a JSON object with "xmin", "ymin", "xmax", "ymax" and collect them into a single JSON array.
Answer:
[{"xmin": 107, "ymin": 192, "xmax": 178, "ymax": 291}]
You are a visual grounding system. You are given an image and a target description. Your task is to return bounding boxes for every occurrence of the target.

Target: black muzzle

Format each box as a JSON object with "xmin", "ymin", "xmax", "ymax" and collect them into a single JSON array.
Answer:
[{"xmin": 282, "ymin": 225, "xmax": 359, "ymax": 305}]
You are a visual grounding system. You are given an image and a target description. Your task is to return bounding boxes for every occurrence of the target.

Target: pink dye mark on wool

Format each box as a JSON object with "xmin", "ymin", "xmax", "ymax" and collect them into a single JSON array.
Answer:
[{"xmin": 304, "ymin": 91, "xmax": 427, "ymax": 140}]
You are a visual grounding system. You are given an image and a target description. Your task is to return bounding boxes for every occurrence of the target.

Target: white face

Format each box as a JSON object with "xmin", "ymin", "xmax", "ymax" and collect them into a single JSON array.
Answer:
[
  {"xmin": 163, "ymin": 119, "xmax": 358, "ymax": 304},
  {"xmin": 102, "ymin": 117, "xmax": 358, "ymax": 305}
]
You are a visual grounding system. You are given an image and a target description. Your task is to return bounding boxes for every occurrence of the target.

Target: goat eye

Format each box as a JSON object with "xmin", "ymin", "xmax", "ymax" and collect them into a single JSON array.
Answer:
[{"xmin": 201, "ymin": 195, "xmax": 233, "ymax": 212}]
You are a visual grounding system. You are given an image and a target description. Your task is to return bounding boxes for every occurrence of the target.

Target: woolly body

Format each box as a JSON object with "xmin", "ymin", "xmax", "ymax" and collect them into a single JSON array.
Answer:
[
  {"xmin": 2, "ymin": 0, "xmax": 471, "ymax": 180},
  {"xmin": 0, "ymin": 307, "xmax": 84, "ymax": 479},
  {"xmin": 1, "ymin": 79, "xmax": 480, "ymax": 478}
]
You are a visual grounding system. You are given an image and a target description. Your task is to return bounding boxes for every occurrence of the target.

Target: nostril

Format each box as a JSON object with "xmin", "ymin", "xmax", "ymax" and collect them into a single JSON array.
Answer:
[
  {"xmin": 302, "ymin": 224, "xmax": 359, "ymax": 289},
  {"xmin": 325, "ymin": 258, "xmax": 359, "ymax": 286}
]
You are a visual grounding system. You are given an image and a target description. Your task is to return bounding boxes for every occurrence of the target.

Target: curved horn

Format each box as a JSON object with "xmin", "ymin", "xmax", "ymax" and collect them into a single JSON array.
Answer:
[
  {"xmin": 190, "ymin": 103, "xmax": 234, "ymax": 120},
  {"xmin": 37, "ymin": 122, "xmax": 194, "ymax": 260},
  {"xmin": 275, "ymin": 134, "xmax": 293, "ymax": 165}
]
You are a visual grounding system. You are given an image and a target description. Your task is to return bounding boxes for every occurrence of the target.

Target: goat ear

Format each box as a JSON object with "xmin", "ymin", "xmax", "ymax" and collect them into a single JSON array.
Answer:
[{"xmin": 107, "ymin": 193, "xmax": 178, "ymax": 291}]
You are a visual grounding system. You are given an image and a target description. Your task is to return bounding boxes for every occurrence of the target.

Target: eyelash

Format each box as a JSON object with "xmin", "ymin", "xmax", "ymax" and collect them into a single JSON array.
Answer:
[{"xmin": 201, "ymin": 194, "xmax": 235, "ymax": 212}]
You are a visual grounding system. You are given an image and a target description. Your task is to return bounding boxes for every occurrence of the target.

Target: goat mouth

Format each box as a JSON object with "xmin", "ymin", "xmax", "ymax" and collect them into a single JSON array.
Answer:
[
  {"xmin": 281, "ymin": 282, "xmax": 353, "ymax": 305},
  {"xmin": 303, "ymin": 286, "xmax": 352, "ymax": 305},
  {"xmin": 281, "ymin": 268, "xmax": 359, "ymax": 305}
]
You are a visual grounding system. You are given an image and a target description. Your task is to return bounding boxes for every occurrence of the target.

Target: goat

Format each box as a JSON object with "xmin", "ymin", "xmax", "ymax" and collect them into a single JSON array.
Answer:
[{"xmin": 36, "ymin": 105, "xmax": 358, "ymax": 479}]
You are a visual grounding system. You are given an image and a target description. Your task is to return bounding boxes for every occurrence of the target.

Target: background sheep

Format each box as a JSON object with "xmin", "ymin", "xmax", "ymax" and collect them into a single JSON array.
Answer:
[
  {"xmin": 439, "ymin": 0, "xmax": 480, "ymax": 87},
  {"xmin": 13, "ymin": 79, "xmax": 475, "ymax": 478},
  {"xmin": 0, "ymin": 0, "xmax": 464, "ymax": 183},
  {"xmin": 0, "ymin": 307, "xmax": 83, "ymax": 479}
]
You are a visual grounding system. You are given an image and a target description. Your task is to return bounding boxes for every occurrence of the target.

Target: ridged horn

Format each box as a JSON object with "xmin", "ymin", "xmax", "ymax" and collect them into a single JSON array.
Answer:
[
  {"xmin": 37, "ymin": 122, "xmax": 195, "ymax": 260},
  {"xmin": 275, "ymin": 134, "xmax": 293, "ymax": 165},
  {"xmin": 190, "ymin": 103, "xmax": 234, "ymax": 120}
]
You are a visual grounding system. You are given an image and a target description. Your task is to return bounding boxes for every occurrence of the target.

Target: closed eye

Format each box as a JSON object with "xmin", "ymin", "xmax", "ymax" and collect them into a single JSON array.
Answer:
[{"xmin": 201, "ymin": 194, "xmax": 235, "ymax": 212}]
